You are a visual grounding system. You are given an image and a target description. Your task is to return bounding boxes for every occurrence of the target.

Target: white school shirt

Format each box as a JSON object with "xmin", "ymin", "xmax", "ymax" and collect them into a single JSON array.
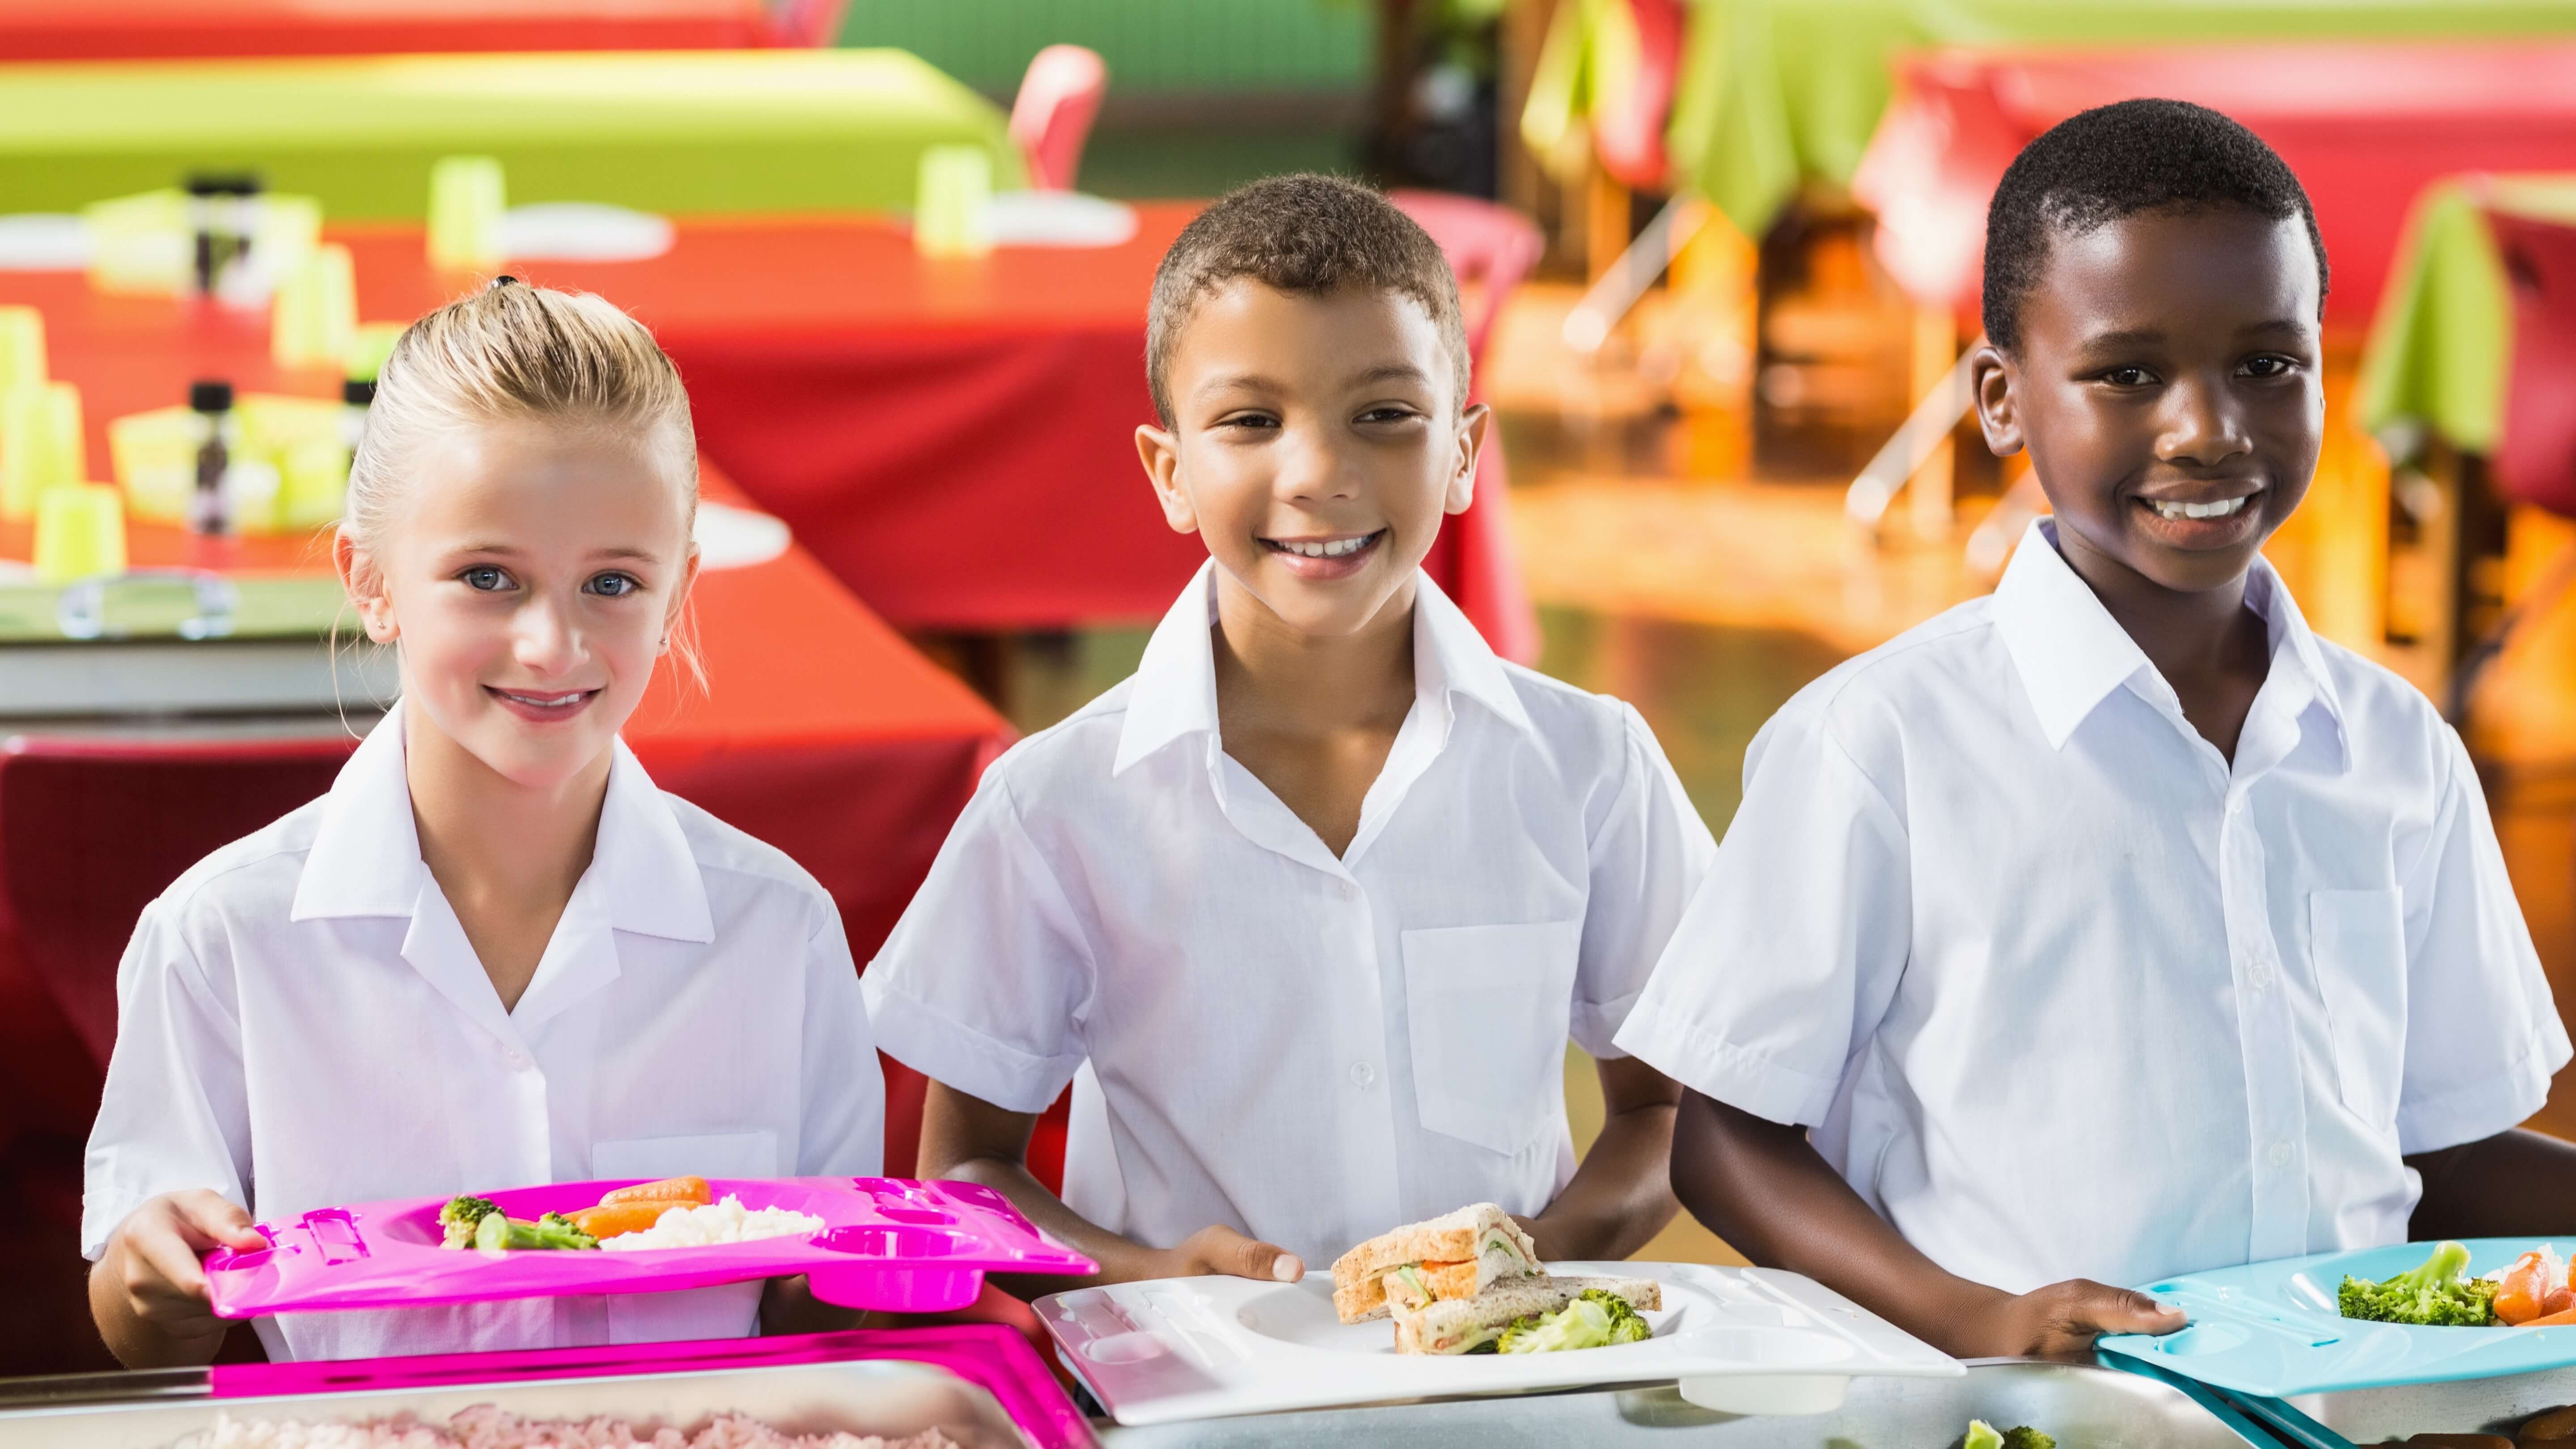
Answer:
[
  {"xmin": 83, "ymin": 708, "xmax": 883, "ymax": 1362},
  {"xmin": 863, "ymin": 564, "xmax": 1714, "ymax": 1268},
  {"xmin": 1617, "ymin": 518, "xmax": 2567, "ymax": 1295}
]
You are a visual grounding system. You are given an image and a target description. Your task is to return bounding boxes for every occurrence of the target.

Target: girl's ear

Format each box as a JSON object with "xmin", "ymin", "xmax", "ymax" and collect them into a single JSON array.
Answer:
[
  {"xmin": 333, "ymin": 528, "xmax": 400, "ymax": 644},
  {"xmin": 1445, "ymin": 403, "xmax": 1490, "ymax": 516},
  {"xmin": 1971, "ymin": 342, "xmax": 2024, "ymax": 458},
  {"xmin": 1135, "ymin": 422, "xmax": 1198, "ymax": 535}
]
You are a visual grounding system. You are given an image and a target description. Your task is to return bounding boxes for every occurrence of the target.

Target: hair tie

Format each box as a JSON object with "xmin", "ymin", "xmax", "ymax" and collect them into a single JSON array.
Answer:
[{"xmin": 489, "ymin": 275, "xmax": 521, "ymax": 289}]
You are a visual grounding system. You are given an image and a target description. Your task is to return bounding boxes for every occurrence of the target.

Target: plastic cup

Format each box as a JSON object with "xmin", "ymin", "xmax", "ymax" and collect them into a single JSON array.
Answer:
[
  {"xmin": 0, "ymin": 306, "xmax": 45, "ymax": 393},
  {"xmin": 32, "ymin": 482, "xmax": 126, "ymax": 585},
  {"xmin": 271, "ymin": 242, "xmax": 358, "ymax": 370},
  {"xmin": 1, "ymin": 380, "xmax": 84, "ymax": 521},
  {"xmin": 914, "ymin": 145, "xmax": 994, "ymax": 258},
  {"xmin": 427, "ymin": 156, "xmax": 508, "ymax": 271},
  {"xmin": 277, "ymin": 436, "xmax": 350, "ymax": 531}
]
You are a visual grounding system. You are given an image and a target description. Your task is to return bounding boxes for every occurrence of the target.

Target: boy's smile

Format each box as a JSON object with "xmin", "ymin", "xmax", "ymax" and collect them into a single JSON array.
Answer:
[
  {"xmin": 1138, "ymin": 279, "xmax": 1484, "ymax": 639},
  {"xmin": 1974, "ymin": 206, "xmax": 2324, "ymax": 597}
]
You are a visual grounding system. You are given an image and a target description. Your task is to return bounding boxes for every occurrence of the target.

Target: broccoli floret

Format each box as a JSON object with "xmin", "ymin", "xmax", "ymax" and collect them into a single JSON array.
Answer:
[
  {"xmin": 438, "ymin": 1195, "xmax": 500, "ymax": 1250},
  {"xmin": 2000, "ymin": 1428, "xmax": 2056, "ymax": 1449},
  {"xmin": 513, "ymin": 1212, "xmax": 598, "ymax": 1251},
  {"xmin": 1964, "ymin": 1422, "xmax": 2004, "ymax": 1449},
  {"xmin": 1580, "ymin": 1288, "xmax": 1652, "ymax": 1345},
  {"xmin": 2338, "ymin": 1241, "xmax": 2497, "ymax": 1326}
]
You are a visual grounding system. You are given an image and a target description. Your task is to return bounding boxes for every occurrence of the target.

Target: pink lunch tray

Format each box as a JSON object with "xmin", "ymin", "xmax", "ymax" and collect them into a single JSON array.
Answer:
[
  {"xmin": 203, "ymin": 1177, "xmax": 1095, "ymax": 1318},
  {"xmin": 209, "ymin": 1325, "xmax": 1099, "ymax": 1449}
]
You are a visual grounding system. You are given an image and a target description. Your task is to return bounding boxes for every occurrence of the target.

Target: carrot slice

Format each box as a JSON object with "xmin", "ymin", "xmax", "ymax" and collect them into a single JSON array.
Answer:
[
  {"xmin": 2518, "ymin": 1305, "xmax": 2576, "ymax": 1328},
  {"xmin": 571, "ymin": 1200, "xmax": 678, "ymax": 1240},
  {"xmin": 2500, "ymin": 1251, "xmax": 2552, "ymax": 1325},
  {"xmin": 601, "ymin": 1176, "xmax": 710, "ymax": 1207}
]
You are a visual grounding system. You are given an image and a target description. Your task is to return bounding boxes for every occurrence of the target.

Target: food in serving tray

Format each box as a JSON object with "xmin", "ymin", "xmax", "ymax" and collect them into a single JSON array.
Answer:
[
  {"xmin": 1330, "ymin": 1202, "xmax": 1542, "ymax": 1323},
  {"xmin": 2522, "ymin": 1403, "xmax": 2576, "ymax": 1445},
  {"xmin": 1394, "ymin": 1274, "xmax": 1661, "ymax": 1355},
  {"xmin": 435, "ymin": 1177, "xmax": 821, "ymax": 1253},
  {"xmin": 2340, "ymin": 1241, "xmax": 2503, "ymax": 1326},
  {"xmin": 1962, "ymin": 1421, "xmax": 2055, "ymax": 1449},
  {"xmin": 169, "ymin": 1405, "xmax": 960, "ymax": 1448}
]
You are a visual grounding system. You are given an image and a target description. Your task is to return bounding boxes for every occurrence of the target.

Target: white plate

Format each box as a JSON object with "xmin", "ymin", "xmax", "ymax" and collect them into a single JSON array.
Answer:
[
  {"xmin": 0, "ymin": 213, "xmax": 89, "ymax": 270},
  {"xmin": 987, "ymin": 191, "xmax": 1138, "ymax": 249},
  {"xmin": 1037, "ymin": 1261, "xmax": 1962, "ymax": 1426},
  {"xmin": 694, "ymin": 501, "xmax": 791, "ymax": 571},
  {"xmin": 502, "ymin": 202, "xmax": 674, "ymax": 263}
]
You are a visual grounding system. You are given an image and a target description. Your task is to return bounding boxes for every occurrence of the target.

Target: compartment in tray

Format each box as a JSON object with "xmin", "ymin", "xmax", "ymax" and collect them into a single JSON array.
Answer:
[
  {"xmin": 1092, "ymin": 1360, "xmax": 2260, "ymax": 1447},
  {"xmin": 0, "ymin": 1359, "xmax": 1037, "ymax": 1449}
]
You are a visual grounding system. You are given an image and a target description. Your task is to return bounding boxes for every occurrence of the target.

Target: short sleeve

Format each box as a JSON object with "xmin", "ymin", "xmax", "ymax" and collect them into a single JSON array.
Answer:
[
  {"xmin": 1570, "ymin": 702, "xmax": 1718, "ymax": 1057},
  {"xmin": 81, "ymin": 896, "xmax": 253, "ymax": 1261},
  {"xmin": 860, "ymin": 765, "xmax": 1095, "ymax": 1115},
  {"xmin": 797, "ymin": 900, "xmax": 885, "ymax": 1176},
  {"xmin": 1612, "ymin": 705, "xmax": 1912, "ymax": 1127},
  {"xmin": 2394, "ymin": 729, "xmax": 2571, "ymax": 1154}
]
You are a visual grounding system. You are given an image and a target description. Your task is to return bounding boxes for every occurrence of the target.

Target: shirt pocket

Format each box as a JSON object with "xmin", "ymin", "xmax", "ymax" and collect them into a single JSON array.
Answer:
[
  {"xmin": 2309, "ymin": 889, "xmax": 2407, "ymax": 1128},
  {"xmin": 593, "ymin": 1131, "xmax": 777, "ymax": 1346},
  {"xmin": 1402, "ymin": 921, "xmax": 1582, "ymax": 1157}
]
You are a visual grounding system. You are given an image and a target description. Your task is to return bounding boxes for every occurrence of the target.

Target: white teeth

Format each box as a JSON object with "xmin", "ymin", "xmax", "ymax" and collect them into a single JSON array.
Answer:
[
  {"xmin": 1280, "ymin": 534, "xmax": 1374, "ymax": 559},
  {"xmin": 501, "ymin": 690, "xmax": 585, "ymax": 708},
  {"xmin": 2149, "ymin": 496, "xmax": 2251, "ymax": 521}
]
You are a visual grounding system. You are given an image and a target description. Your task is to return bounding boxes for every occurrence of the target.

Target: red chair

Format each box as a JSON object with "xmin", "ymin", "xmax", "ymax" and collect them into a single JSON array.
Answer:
[
  {"xmin": 763, "ymin": 0, "xmax": 851, "ymax": 48},
  {"xmin": 1589, "ymin": 0, "xmax": 1686, "ymax": 191},
  {"xmin": 1387, "ymin": 190, "xmax": 1545, "ymax": 370},
  {"xmin": 2449, "ymin": 205, "xmax": 2576, "ymax": 716},
  {"xmin": 1009, "ymin": 45, "xmax": 1108, "ymax": 193}
]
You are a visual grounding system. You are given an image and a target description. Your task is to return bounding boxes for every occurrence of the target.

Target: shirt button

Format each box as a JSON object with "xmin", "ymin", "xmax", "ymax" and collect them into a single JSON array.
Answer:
[
  {"xmin": 2268, "ymin": 1140, "xmax": 2294, "ymax": 1169},
  {"xmin": 506, "ymin": 1048, "xmax": 532, "ymax": 1070},
  {"xmin": 2247, "ymin": 960, "xmax": 2274, "ymax": 990},
  {"xmin": 1350, "ymin": 1062, "xmax": 1376, "ymax": 1089}
]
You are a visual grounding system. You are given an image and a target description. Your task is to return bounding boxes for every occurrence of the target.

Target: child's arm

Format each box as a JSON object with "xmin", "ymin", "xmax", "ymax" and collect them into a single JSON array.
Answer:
[
  {"xmin": 2410, "ymin": 1128, "xmax": 2576, "ymax": 1238},
  {"xmin": 1674, "ymin": 1091, "xmax": 2183, "ymax": 1360},
  {"xmin": 89, "ymin": 1190, "xmax": 270, "ymax": 1368},
  {"xmin": 1522, "ymin": 1056, "xmax": 1681, "ymax": 1262},
  {"xmin": 920, "ymin": 1081, "xmax": 1302, "ymax": 1291}
]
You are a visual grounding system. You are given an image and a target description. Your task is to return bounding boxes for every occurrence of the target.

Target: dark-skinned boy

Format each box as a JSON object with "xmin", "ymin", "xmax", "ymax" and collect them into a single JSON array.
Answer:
[{"xmin": 1616, "ymin": 100, "xmax": 2574, "ymax": 1360}]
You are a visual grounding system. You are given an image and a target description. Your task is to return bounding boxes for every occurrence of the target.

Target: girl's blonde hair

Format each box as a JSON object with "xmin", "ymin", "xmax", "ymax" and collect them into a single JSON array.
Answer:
[{"xmin": 344, "ymin": 279, "xmax": 705, "ymax": 688}]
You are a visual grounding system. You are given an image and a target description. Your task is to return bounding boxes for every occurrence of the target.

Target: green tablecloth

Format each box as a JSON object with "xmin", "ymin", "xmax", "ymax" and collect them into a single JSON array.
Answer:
[
  {"xmin": 0, "ymin": 49, "xmax": 1020, "ymax": 220},
  {"xmin": 1658, "ymin": 0, "xmax": 2576, "ymax": 237},
  {"xmin": 2356, "ymin": 176, "xmax": 2576, "ymax": 454}
]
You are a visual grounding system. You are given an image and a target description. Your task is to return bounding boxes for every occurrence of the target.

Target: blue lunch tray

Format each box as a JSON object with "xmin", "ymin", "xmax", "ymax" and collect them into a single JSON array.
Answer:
[{"xmin": 2097, "ymin": 1238, "xmax": 2576, "ymax": 1399}]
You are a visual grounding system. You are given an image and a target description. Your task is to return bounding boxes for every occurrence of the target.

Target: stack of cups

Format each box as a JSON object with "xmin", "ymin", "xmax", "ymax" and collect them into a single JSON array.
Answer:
[
  {"xmin": 915, "ymin": 145, "xmax": 995, "ymax": 258},
  {"xmin": 0, "ymin": 306, "xmax": 44, "ymax": 393},
  {"xmin": 33, "ymin": 483, "xmax": 127, "ymax": 585},
  {"xmin": 272, "ymin": 242, "xmax": 359, "ymax": 370},
  {"xmin": 428, "ymin": 156, "xmax": 508, "ymax": 271},
  {"xmin": 0, "ymin": 379, "xmax": 83, "ymax": 522}
]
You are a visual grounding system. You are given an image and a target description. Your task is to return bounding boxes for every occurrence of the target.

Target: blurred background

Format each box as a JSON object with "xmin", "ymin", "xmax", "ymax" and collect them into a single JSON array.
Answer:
[{"xmin": 1, "ymin": 0, "xmax": 2572, "ymax": 1377}]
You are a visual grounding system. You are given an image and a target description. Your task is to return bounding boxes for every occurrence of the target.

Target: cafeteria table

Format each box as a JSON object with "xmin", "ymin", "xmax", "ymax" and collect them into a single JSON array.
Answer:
[
  {"xmin": 0, "ymin": 209, "xmax": 1536, "ymax": 657},
  {"xmin": 0, "ymin": 49, "xmax": 1019, "ymax": 220},
  {"xmin": 1652, "ymin": 0, "xmax": 2576, "ymax": 242},
  {"xmin": 1853, "ymin": 43, "xmax": 2576, "ymax": 329},
  {"xmin": 0, "ymin": 0, "xmax": 780, "ymax": 62}
]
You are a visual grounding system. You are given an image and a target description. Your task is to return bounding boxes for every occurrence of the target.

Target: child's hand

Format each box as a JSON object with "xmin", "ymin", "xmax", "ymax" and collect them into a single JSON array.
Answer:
[
  {"xmin": 95, "ymin": 1190, "xmax": 267, "ymax": 1341},
  {"xmin": 1154, "ymin": 1224, "xmax": 1305, "ymax": 1284},
  {"xmin": 1975, "ymin": 1278, "xmax": 2186, "ymax": 1360}
]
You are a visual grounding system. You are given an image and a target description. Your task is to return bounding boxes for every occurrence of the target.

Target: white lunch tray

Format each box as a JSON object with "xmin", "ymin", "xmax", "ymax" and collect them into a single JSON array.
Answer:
[{"xmin": 1035, "ymin": 1260, "xmax": 1963, "ymax": 1426}]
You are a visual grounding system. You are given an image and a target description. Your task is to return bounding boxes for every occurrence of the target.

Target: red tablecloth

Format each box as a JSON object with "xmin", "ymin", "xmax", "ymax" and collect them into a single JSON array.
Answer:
[
  {"xmin": 0, "ymin": 0, "xmax": 775, "ymax": 60},
  {"xmin": 1854, "ymin": 43, "xmax": 2576, "ymax": 328},
  {"xmin": 323, "ymin": 209, "xmax": 1539, "ymax": 659}
]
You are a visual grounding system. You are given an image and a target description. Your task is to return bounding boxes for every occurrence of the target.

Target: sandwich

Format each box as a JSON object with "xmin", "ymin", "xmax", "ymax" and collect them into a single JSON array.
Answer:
[
  {"xmin": 1394, "ymin": 1275, "xmax": 1662, "ymax": 1356},
  {"xmin": 1330, "ymin": 1203, "xmax": 1542, "ymax": 1324}
]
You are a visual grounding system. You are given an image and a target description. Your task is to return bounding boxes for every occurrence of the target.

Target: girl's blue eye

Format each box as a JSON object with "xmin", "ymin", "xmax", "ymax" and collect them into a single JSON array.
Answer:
[
  {"xmin": 587, "ymin": 572, "xmax": 640, "ymax": 597},
  {"xmin": 463, "ymin": 566, "xmax": 508, "ymax": 591}
]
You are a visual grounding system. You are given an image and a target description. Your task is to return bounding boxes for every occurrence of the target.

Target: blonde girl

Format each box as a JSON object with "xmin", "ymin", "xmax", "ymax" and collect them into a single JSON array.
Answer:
[{"xmin": 83, "ymin": 280, "xmax": 882, "ymax": 1365}]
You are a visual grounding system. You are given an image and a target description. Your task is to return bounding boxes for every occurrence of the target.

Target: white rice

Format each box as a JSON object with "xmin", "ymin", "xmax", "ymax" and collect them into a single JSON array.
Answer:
[
  {"xmin": 595, "ymin": 1195, "xmax": 826, "ymax": 1252},
  {"xmin": 173, "ymin": 1407, "xmax": 960, "ymax": 1449}
]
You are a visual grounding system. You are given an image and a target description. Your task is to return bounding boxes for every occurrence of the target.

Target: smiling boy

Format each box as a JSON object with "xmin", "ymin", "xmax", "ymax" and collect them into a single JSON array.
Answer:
[
  {"xmin": 1619, "ymin": 100, "xmax": 2575, "ymax": 1357},
  {"xmin": 862, "ymin": 175, "xmax": 1714, "ymax": 1285}
]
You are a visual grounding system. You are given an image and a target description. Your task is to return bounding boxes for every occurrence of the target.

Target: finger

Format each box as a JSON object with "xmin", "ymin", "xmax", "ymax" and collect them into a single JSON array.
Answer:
[
  {"xmin": 2068, "ymin": 1281, "xmax": 2188, "ymax": 1336},
  {"xmin": 130, "ymin": 1230, "xmax": 213, "ymax": 1307},
  {"xmin": 175, "ymin": 1193, "xmax": 267, "ymax": 1252},
  {"xmin": 1222, "ymin": 1231, "xmax": 1298, "ymax": 1283}
]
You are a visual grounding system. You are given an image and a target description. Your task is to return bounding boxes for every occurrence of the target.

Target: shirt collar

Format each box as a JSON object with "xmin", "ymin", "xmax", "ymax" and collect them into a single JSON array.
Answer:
[
  {"xmin": 1112, "ymin": 560, "xmax": 1536, "ymax": 776},
  {"xmin": 291, "ymin": 705, "xmax": 714, "ymax": 944},
  {"xmin": 1992, "ymin": 517, "xmax": 2346, "ymax": 751}
]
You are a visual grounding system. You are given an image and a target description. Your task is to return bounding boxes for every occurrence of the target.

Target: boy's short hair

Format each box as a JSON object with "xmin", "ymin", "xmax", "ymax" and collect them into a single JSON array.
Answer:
[
  {"xmin": 1982, "ymin": 98, "xmax": 2329, "ymax": 354},
  {"xmin": 1146, "ymin": 174, "xmax": 1469, "ymax": 427}
]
